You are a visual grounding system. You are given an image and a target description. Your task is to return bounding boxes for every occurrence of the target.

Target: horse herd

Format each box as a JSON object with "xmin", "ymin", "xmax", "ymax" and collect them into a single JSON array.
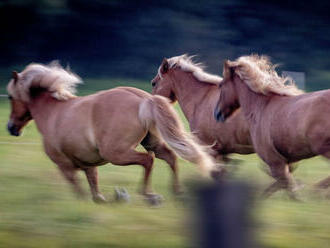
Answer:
[{"xmin": 6, "ymin": 54, "xmax": 330, "ymax": 203}]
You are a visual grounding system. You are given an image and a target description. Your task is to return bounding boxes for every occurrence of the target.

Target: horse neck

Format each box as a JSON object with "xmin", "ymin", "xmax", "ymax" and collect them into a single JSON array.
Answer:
[
  {"xmin": 171, "ymin": 71, "xmax": 214, "ymax": 122},
  {"xmin": 234, "ymin": 76, "xmax": 270, "ymax": 123},
  {"xmin": 28, "ymin": 92, "xmax": 64, "ymax": 135}
]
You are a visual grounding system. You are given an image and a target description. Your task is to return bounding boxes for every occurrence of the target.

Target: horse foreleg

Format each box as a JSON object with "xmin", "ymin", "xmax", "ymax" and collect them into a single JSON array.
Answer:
[
  {"xmin": 214, "ymin": 153, "xmax": 229, "ymax": 163},
  {"xmin": 263, "ymin": 163, "xmax": 298, "ymax": 199},
  {"xmin": 84, "ymin": 167, "xmax": 107, "ymax": 203},
  {"xmin": 57, "ymin": 162, "xmax": 86, "ymax": 199},
  {"xmin": 262, "ymin": 180, "xmax": 283, "ymax": 198},
  {"xmin": 288, "ymin": 163, "xmax": 299, "ymax": 173}
]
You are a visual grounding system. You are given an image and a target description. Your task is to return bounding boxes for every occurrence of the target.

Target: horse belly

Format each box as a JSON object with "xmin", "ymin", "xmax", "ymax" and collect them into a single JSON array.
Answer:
[
  {"xmin": 286, "ymin": 147, "xmax": 315, "ymax": 163},
  {"xmin": 274, "ymin": 139, "xmax": 315, "ymax": 163},
  {"xmin": 70, "ymin": 147, "xmax": 107, "ymax": 167},
  {"xmin": 60, "ymin": 135, "xmax": 106, "ymax": 167},
  {"xmin": 72, "ymin": 154, "xmax": 107, "ymax": 167}
]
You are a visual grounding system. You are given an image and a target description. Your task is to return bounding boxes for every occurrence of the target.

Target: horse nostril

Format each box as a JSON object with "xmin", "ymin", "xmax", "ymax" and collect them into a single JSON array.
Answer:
[
  {"xmin": 7, "ymin": 121, "xmax": 20, "ymax": 136},
  {"xmin": 219, "ymin": 114, "xmax": 225, "ymax": 122},
  {"xmin": 214, "ymin": 109, "xmax": 218, "ymax": 120},
  {"xmin": 214, "ymin": 109, "xmax": 226, "ymax": 123}
]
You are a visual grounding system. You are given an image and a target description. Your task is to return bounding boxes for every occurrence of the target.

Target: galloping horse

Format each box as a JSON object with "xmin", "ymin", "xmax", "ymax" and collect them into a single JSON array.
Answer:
[
  {"xmin": 6, "ymin": 62, "xmax": 216, "ymax": 202},
  {"xmin": 214, "ymin": 54, "xmax": 330, "ymax": 198},
  {"xmin": 151, "ymin": 55, "xmax": 254, "ymax": 162}
]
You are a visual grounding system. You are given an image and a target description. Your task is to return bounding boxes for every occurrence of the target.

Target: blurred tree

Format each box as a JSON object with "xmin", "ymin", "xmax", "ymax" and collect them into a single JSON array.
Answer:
[{"xmin": 0, "ymin": 0, "xmax": 329, "ymax": 90}]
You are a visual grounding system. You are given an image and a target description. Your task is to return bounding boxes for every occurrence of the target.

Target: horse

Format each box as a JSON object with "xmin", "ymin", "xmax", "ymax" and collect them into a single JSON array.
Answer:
[
  {"xmin": 6, "ymin": 62, "xmax": 217, "ymax": 203},
  {"xmin": 214, "ymin": 54, "xmax": 330, "ymax": 198},
  {"xmin": 151, "ymin": 55, "xmax": 254, "ymax": 164}
]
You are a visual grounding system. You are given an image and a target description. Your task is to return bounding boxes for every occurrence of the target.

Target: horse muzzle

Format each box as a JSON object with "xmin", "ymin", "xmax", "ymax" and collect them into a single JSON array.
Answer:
[
  {"xmin": 214, "ymin": 108, "xmax": 226, "ymax": 123},
  {"xmin": 7, "ymin": 121, "xmax": 21, "ymax": 136}
]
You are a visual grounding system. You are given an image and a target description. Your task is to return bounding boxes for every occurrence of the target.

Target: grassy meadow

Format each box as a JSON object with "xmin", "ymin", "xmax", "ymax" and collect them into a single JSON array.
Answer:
[{"xmin": 1, "ymin": 79, "xmax": 330, "ymax": 248}]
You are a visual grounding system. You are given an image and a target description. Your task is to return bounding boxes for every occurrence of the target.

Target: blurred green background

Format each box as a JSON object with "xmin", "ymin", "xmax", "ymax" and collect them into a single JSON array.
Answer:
[{"xmin": 1, "ymin": 1, "xmax": 330, "ymax": 248}]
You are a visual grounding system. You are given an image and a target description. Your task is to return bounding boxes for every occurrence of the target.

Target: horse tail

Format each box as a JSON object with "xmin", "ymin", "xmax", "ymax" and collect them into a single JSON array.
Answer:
[{"xmin": 138, "ymin": 95, "xmax": 216, "ymax": 177}]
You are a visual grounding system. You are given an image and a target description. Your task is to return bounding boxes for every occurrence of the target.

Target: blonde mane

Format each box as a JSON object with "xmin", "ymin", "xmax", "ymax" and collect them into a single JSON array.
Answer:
[
  {"xmin": 161, "ymin": 54, "xmax": 222, "ymax": 85},
  {"xmin": 229, "ymin": 55, "xmax": 303, "ymax": 96},
  {"xmin": 7, "ymin": 61, "xmax": 82, "ymax": 102}
]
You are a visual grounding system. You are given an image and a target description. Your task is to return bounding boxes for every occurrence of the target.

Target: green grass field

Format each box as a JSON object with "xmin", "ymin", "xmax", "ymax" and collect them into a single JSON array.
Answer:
[{"xmin": 1, "ymin": 79, "xmax": 330, "ymax": 248}]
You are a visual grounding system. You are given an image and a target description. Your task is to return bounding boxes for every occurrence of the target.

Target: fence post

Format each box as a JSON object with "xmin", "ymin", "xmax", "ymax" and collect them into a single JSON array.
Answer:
[{"xmin": 192, "ymin": 181, "xmax": 256, "ymax": 248}]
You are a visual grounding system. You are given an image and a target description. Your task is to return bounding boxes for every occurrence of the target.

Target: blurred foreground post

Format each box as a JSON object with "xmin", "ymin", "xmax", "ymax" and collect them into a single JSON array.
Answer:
[{"xmin": 193, "ymin": 181, "xmax": 257, "ymax": 248}]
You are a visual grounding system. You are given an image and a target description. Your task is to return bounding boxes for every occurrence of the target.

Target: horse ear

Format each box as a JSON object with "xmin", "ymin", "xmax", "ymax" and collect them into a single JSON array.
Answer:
[
  {"xmin": 223, "ymin": 60, "xmax": 232, "ymax": 79},
  {"xmin": 161, "ymin": 58, "xmax": 169, "ymax": 74},
  {"xmin": 12, "ymin": 71, "xmax": 19, "ymax": 83}
]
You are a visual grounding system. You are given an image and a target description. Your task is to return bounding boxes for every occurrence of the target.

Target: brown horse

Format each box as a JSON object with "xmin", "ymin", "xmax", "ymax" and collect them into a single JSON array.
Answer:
[
  {"xmin": 214, "ymin": 54, "xmax": 330, "ymax": 198},
  {"xmin": 6, "ymin": 62, "xmax": 217, "ymax": 203},
  {"xmin": 151, "ymin": 55, "xmax": 254, "ymax": 163}
]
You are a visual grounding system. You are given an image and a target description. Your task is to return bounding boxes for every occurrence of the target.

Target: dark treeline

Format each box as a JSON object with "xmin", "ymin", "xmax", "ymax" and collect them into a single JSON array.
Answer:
[{"xmin": 1, "ymin": 0, "xmax": 330, "ymax": 90}]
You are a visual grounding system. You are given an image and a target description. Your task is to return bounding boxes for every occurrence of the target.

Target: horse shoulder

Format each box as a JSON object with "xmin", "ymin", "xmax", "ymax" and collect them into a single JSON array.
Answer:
[
  {"xmin": 191, "ymin": 94, "xmax": 219, "ymax": 139},
  {"xmin": 303, "ymin": 91, "xmax": 330, "ymax": 142}
]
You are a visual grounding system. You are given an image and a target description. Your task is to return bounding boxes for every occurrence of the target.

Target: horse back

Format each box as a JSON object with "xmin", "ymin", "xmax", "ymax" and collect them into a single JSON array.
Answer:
[{"xmin": 258, "ymin": 90, "xmax": 330, "ymax": 162}]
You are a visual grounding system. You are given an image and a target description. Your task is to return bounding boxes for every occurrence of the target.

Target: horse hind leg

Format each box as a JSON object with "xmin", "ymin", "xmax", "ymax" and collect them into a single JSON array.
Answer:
[
  {"xmin": 102, "ymin": 148, "xmax": 155, "ymax": 195},
  {"xmin": 315, "ymin": 151, "xmax": 330, "ymax": 189},
  {"xmin": 315, "ymin": 176, "xmax": 330, "ymax": 189},
  {"xmin": 84, "ymin": 167, "xmax": 107, "ymax": 203},
  {"xmin": 141, "ymin": 132, "xmax": 181, "ymax": 194}
]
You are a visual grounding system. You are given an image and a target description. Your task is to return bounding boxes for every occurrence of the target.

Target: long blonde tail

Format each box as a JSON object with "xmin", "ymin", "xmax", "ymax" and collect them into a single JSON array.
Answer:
[{"xmin": 139, "ymin": 95, "xmax": 216, "ymax": 177}]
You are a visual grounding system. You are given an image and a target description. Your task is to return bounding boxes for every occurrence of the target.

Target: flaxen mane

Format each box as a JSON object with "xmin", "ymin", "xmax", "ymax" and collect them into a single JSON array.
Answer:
[
  {"xmin": 160, "ymin": 54, "xmax": 222, "ymax": 85},
  {"xmin": 7, "ymin": 61, "xmax": 82, "ymax": 102},
  {"xmin": 228, "ymin": 55, "xmax": 303, "ymax": 96}
]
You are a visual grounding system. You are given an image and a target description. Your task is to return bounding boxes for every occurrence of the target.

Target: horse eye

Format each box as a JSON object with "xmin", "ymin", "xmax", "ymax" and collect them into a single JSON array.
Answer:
[
  {"xmin": 152, "ymin": 82, "xmax": 156, "ymax": 87},
  {"xmin": 8, "ymin": 95, "xmax": 13, "ymax": 100}
]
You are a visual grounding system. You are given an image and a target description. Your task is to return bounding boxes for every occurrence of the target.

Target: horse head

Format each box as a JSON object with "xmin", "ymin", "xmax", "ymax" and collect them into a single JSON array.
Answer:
[
  {"xmin": 6, "ymin": 62, "xmax": 81, "ymax": 136},
  {"xmin": 7, "ymin": 71, "xmax": 32, "ymax": 136},
  {"xmin": 214, "ymin": 60, "xmax": 240, "ymax": 122},
  {"xmin": 151, "ymin": 58, "xmax": 177, "ymax": 103}
]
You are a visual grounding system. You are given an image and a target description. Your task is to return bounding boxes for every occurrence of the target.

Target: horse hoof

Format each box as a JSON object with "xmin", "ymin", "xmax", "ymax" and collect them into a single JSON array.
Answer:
[
  {"xmin": 173, "ymin": 186, "xmax": 184, "ymax": 195},
  {"xmin": 211, "ymin": 168, "xmax": 226, "ymax": 181},
  {"xmin": 76, "ymin": 191, "xmax": 88, "ymax": 201},
  {"xmin": 93, "ymin": 194, "xmax": 107, "ymax": 204},
  {"xmin": 174, "ymin": 190, "xmax": 184, "ymax": 195},
  {"xmin": 174, "ymin": 193, "xmax": 191, "ymax": 206},
  {"xmin": 289, "ymin": 194, "xmax": 303, "ymax": 202},
  {"xmin": 293, "ymin": 179, "xmax": 305, "ymax": 192},
  {"xmin": 114, "ymin": 187, "xmax": 130, "ymax": 203},
  {"xmin": 144, "ymin": 193, "xmax": 164, "ymax": 207}
]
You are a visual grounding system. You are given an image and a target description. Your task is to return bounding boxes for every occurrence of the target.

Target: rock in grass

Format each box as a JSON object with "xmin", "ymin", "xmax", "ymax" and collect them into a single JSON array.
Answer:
[
  {"xmin": 114, "ymin": 187, "xmax": 130, "ymax": 203},
  {"xmin": 144, "ymin": 194, "xmax": 164, "ymax": 207}
]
